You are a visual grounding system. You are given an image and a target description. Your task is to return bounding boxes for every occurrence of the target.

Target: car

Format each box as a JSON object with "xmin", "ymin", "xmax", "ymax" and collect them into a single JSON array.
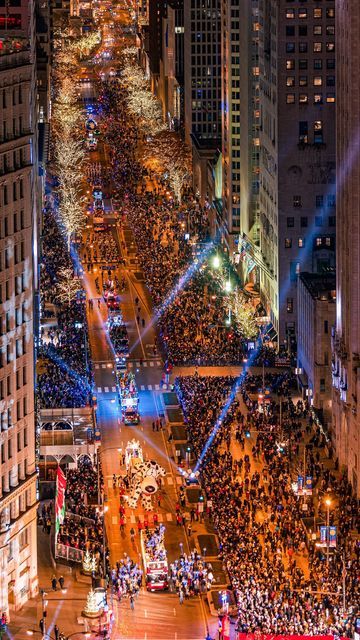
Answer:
[{"xmin": 123, "ymin": 408, "xmax": 140, "ymax": 425}]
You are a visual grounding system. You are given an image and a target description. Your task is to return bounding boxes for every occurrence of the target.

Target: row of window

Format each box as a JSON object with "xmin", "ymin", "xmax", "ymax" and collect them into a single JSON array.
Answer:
[
  {"xmin": 1, "ymin": 83, "xmax": 23, "ymax": 109},
  {"xmin": 1, "ymin": 428, "xmax": 28, "ymax": 463},
  {"xmin": 286, "ymin": 25, "xmax": 335, "ymax": 36},
  {"xmin": 1, "ymin": 179, "xmax": 24, "ymax": 206},
  {"xmin": 286, "ymin": 7, "xmax": 335, "ymax": 18},
  {"xmin": 284, "ymin": 236, "xmax": 333, "ymax": 248},
  {"xmin": 0, "ymin": 335, "xmax": 27, "ymax": 367},
  {"xmin": 0, "ymin": 273, "xmax": 26, "ymax": 302},
  {"xmin": 0, "ymin": 366, "xmax": 27, "ymax": 401},
  {"xmin": 0, "ymin": 397, "xmax": 28, "ymax": 432},
  {"xmin": 286, "ymin": 41, "xmax": 334, "ymax": 53},
  {"xmin": 0, "ymin": 305, "xmax": 27, "ymax": 335},
  {"xmin": 286, "ymin": 215, "xmax": 335, "ymax": 228},
  {"xmin": 0, "ymin": 242, "xmax": 26, "ymax": 270},
  {"xmin": 287, "ymin": 93, "xmax": 335, "ymax": 105}
]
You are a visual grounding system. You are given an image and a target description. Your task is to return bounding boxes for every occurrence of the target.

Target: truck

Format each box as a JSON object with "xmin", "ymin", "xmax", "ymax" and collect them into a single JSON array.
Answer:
[
  {"xmin": 116, "ymin": 370, "xmax": 140, "ymax": 424},
  {"xmin": 140, "ymin": 525, "xmax": 169, "ymax": 591}
]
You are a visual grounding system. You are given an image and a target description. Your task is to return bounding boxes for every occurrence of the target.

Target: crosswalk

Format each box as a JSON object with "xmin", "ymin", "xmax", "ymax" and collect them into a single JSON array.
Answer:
[
  {"xmin": 107, "ymin": 475, "xmax": 183, "ymax": 488},
  {"xmin": 110, "ymin": 512, "xmax": 191, "ymax": 525},
  {"xmin": 96, "ymin": 383, "xmax": 161, "ymax": 393},
  {"xmin": 94, "ymin": 360, "xmax": 162, "ymax": 370}
]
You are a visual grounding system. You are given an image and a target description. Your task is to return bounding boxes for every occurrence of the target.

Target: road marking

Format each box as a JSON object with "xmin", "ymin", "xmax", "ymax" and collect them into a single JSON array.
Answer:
[
  {"xmin": 104, "ymin": 386, "xmax": 109, "ymax": 393},
  {"xmin": 144, "ymin": 610, "xmax": 147, "ymax": 618},
  {"xmin": 149, "ymin": 361, "xmax": 154, "ymax": 367},
  {"xmin": 97, "ymin": 387, "xmax": 102, "ymax": 393},
  {"xmin": 167, "ymin": 476, "xmax": 174, "ymax": 485},
  {"xmin": 173, "ymin": 609, "xmax": 176, "ymax": 617},
  {"xmin": 140, "ymin": 385, "xmax": 145, "ymax": 391},
  {"xmin": 176, "ymin": 476, "xmax": 183, "ymax": 485},
  {"xmin": 155, "ymin": 384, "xmax": 160, "ymax": 390},
  {"xmin": 166, "ymin": 513, "xmax": 172, "ymax": 522},
  {"xmin": 112, "ymin": 386, "xmax": 116, "ymax": 392},
  {"xmin": 112, "ymin": 516, "xmax": 118, "ymax": 525},
  {"xmin": 130, "ymin": 514, "xmax": 136, "ymax": 523},
  {"xmin": 147, "ymin": 384, "xmax": 152, "ymax": 390}
]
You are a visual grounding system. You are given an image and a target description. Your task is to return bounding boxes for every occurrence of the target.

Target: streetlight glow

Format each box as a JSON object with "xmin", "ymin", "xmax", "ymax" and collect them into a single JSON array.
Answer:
[{"xmin": 212, "ymin": 255, "xmax": 220, "ymax": 268}]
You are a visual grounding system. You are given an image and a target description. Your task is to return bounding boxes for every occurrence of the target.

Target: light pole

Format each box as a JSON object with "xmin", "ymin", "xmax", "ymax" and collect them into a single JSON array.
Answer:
[
  {"xmin": 325, "ymin": 497, "xmax": 331, "ymax": 566},
  {"xmin": 103, "ymin": 504, "xmax": 109, "ymax": 578}
]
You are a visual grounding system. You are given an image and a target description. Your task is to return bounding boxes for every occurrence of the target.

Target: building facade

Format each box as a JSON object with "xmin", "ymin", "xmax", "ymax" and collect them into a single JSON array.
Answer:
[
  {"xmin": 184, "ymin": 0, "xmax": 221, "ymax": 199},
  {"xmin": 221, "ymin": 0, "xmax": 260, "ymax": 263},
  {"xmin": 158, "ymin": 0, "xmax": 184, "ymax": 130},
  {"xmin": 258, "ymin": 0, "xmax": 336, "ymax": 348},
  {"xmin": 0, "ymin": 0, "xmax": 39, "ymax": 616},
  {"xmin": 332, "ymin": 0, "xmax": 360, "ymax": 497},
  {"xmin": 297, "ymin": 272, "xmax": 335, "ymax": 426}
]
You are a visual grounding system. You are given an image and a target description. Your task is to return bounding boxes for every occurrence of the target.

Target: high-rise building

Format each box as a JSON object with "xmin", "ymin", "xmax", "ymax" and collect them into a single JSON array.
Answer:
[
  {"xmin": 258, "ymin": 0, "xmax": 336, "ymax": 349},
  {"xmin": 221, "ymin": 0, "xmax": 260, "ymax": 262},
  {"xmin": 158, "ymin": 0, "xmax": 184, "ymax": 130},
  {"xmin": 184, "ymin": 0, "xmax": 221, "ymax": 200},
  {"xmin": 0, "ymin": 0, "xmax": 39, "ymax": 616},
  {"xmin": 332, "ymin": 0, "xmax": 360, "ymax": 497}
]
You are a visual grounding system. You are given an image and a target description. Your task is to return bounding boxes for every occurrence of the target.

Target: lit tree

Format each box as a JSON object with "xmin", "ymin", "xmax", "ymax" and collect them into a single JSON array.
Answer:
[
  {"xmin": 230, "ymin": 289, "xmax": 258, "ymax": 339},
  {"xmin": 82, "ymin": 550, "xmax": 97, "ymax": 575},
  {"xmin": 82, "ymin": 588, "xmax": 101, "ymax": 618},
  {"xmin": 58, "ymin": 186, "xmax": 86, "ymax": 248},
  {"xmin": 55, "ymin": 267, "xmax": 82, "ymax": 306}
]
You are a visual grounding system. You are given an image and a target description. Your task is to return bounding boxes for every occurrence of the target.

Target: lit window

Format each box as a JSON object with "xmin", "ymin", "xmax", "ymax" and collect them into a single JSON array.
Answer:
[
  {"xmin": 313, "ymin": 26, "xmax": 322, "ymax": 35},
  {"xmin": 299, "ymin": 94, "xmax": 308, "ymax": 104},
  {"xmin": 286, "ymin": 76, "xmax": 295, "ymax": 87},
  {"xmin": 326, "ymin": 93, "xmax": 335, "ymax": 103},
  {"xmin": 313, "ymin": 8, "xmax": 322, "ymax": 18},
  {"xmin": 325, "ymin": 237, "xmax": 331, "ymax": 247},
  {"xmin": 314, "ymin": 94, "xmax": 323, "ymax": 104},
  {"xmin": 299, "ymin": 76, "xmax": 308, "ymax": 86},
  {"xmin": 286, "ymin": 94, "xmax": 295, "ymax": 104},
  {"xmin": 316, "ymin": 237, "xmax": 322, "ymax": 247},
  {"xmin": 285, "ymin": 238, "xmax": 292, "ymax": 248},
  {"xmin": 326, "ymin": 42, "xmax": 335, "ymax": 52},
  {"xmin": 326, "ymin": 8, "xmax": 335, "ymax": 18},
  {"xmin": 299, "ymin": 8, "xmax": 307, "ymax": 18},
  {"xmin": 287, "ymin": 298, "xmax": 294, "ymax": 313},
  {"xmin": 326, "ymin": 26, "xmax": 335, "ymax": 36},
  {"xmin": 298, "ymin": 238, "xmax": 305, "ymax": 248},
  {"xmin": 314, "ymin": 77, "xmax": 322, "ymax": 86},
  {"xmin": 286, "ymin": 59, "xmax": 295, "ymax": 70},
  {"xmin": 314, "ymin": 42, "xmax": 322, "ymax": 52},
  {"xmin": 286, "ymin": 9, "xmax": 295, "ymax": 18}
]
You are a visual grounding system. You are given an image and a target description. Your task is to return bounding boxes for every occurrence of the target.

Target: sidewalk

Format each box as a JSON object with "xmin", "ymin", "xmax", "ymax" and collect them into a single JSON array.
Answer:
[{"xmin": 8, "ymin": 525, "xmax": 91, "ymax": 640}]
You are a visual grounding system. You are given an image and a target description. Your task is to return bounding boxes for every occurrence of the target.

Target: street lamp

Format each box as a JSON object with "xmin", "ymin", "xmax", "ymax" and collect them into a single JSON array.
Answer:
[{"xmin": 325, "ymin": 497, "xmax": 331, "ymax": 566}]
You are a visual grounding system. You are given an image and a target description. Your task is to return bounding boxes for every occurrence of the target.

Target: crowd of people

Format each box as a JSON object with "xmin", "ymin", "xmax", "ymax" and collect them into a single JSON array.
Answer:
[
  {"xmin": 97, "ymin": 78, "xmax": 255, "ymax": 366},
  {"xmin": 38, "ymin": 207, "xmax": 93, "ymax": 409},
  {"xmin": 176, "ymin": 374, "xmax": 359, "ymax": 637},
  {"xmin": 170, "ymin": 551, "xmax": 214, "ymax": 601},
  {"xmin": 110, "ymin": 557, "xmax": 143, "ymax": 601}
]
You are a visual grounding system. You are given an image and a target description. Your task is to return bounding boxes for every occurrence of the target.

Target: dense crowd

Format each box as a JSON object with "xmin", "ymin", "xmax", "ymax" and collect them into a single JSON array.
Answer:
[
  {"xmin": 110, "ymin": 557, "xmax": 143, "ymax": 600},
  {"xmin": 38, "ymin": 207, "xmax": 93, "ymax": 408},
  {"xmin": 97, "ymin": 78, "xmax": 254, "ymax": 365},
  {"xmin": 170, "ymin": 551, "xmax": 214, "ymax": 600},
  {"xmin": 176, "ymin": 374, "xmax": 359, "ymax": 637}
]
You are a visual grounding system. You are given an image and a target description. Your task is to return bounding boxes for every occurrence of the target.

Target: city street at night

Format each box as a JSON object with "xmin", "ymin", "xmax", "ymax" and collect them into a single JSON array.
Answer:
[{"xmin": 1, "ymin": 1, "xmax": 359, "ymax": 640}]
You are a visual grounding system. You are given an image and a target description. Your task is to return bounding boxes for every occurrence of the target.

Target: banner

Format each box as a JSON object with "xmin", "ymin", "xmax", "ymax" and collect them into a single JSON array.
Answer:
[
  {"xmin": 236, "ymin": 634, "xmax": 347, "ymax": 640},
  {"xmin": 297, "ymin": 475, "xmax": 304, "ymax": 493},
  {"xmin": 55, "ymin": 467, "xmax": 67, "ymax": 541},
  {"xmin": 320, "ymin": 525, "xmax": 327, "ymax": 546},
  {"xmin": 329, "ymin": 525, "xmax": 337, "ymax": 548},
  {"xmin": 304, "ymin": 475, "xmax": 313, "ymax": 495}
]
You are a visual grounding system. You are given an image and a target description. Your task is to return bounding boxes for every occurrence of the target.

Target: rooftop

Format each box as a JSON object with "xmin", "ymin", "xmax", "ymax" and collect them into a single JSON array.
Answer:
[{"xmin": 300, "ymin": 271, "xmax": 336, "ymax": 302}]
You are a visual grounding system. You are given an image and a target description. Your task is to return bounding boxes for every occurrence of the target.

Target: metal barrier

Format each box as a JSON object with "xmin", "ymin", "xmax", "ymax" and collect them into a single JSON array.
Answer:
[
  {"xmin": 65, "ymin": 511, "xmax": 96, "ymax": 526},
  {"xmin": 55, "ymin": 543, "xmax": 84, "ymax": 563}
]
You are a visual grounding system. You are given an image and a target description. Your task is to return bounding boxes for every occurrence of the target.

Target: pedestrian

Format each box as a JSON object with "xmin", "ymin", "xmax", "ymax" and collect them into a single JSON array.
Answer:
[
  {"xmin": 141, "ymin": 318, "xmax": 145, "ymax": 327},
  {"xmin": 59, "ymin": 575, "xmax": 65, "ymax": 589},
  {"xmin": 98, "ymin": 299, "xmax": 101, "ymax": 308},
  {"xmin": 130, "ymin": 594, "xmax": 135, "ymax": 610},
  {"xmin": 179, "ymin": 589, "xmax": 184, "ymax": 604},
  {"xmin": 51, "ymin": 575, "xmax": 57, "ymax": 591},
  {"xmin": 187, "ymin": 523, "xmax": 192, "ymax": 537},
  {"xmin": 54, "ymin": 625, "xmax": 59, "ymax": 640},
  {"xmin": 152, "ymin": 420, "xmax": 156, "ymax": 432}
]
